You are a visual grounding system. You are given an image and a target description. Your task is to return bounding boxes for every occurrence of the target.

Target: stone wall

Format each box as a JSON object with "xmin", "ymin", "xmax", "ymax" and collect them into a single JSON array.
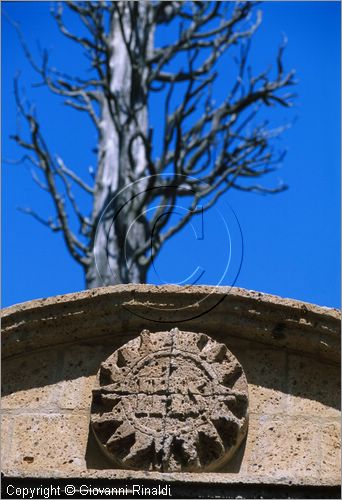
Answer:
[{"xmin": 1, "ymin": 285, "xmax": 340, "ymax": 496}]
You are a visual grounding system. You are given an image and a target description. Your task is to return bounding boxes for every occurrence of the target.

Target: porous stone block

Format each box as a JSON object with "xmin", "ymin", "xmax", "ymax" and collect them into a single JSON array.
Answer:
[
  {"xmin": 320, "ymin": 420, "xmax": 341, "ymax": 480},
  {"xmin": 2, "ymin": 351, "xmax": 58, "ymax": 410},
  {"xmin": 287, "ymin": 355, "xmax": 340, "ymax": 417},
  {"xmin": 56, "ymin": 346, "xmax": 102, "ymax": 410},
  {"xmin": 11, "ymin": 414, "xmax": 89, "ymax": 471},
  {"xmin": 1, "ymin": 415, "xmax": 13, "ymax": 471},
  {"xmin": 246, "ymin": 415, "xmax": 320, "ymax": 479},
  {"xmin": 236, "ymin": 348, "xmax": 287, "ymax": 415},
  {"xmin": 56, "ymin": 377, "xmax": 96, "ymax": 411}
]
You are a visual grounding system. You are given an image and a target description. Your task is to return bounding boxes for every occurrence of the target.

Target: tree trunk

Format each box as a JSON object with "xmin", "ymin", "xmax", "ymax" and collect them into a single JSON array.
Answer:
[{"xmin": 85, "ymin": 4, "xmax": 152, "ymax": 289}]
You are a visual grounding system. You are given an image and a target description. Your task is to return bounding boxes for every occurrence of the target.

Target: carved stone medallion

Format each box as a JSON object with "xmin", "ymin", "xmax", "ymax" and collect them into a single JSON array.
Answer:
[{"xmin": 90, "ymin": 328, "xmax": 248, "ymax": 472}]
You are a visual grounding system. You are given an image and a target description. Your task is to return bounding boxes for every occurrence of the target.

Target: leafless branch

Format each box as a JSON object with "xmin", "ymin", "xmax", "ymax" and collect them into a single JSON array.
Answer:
[
  {"xmin": 17, "ymin": 206, "xmax": 62, "ymax": 232},
  {"xmin": 55, "ymin": 156, "xmax": 94, "ymax": 194},
  {"xmin": 12, "ymin": 76, "xmax": 89, "ymax": 266}
]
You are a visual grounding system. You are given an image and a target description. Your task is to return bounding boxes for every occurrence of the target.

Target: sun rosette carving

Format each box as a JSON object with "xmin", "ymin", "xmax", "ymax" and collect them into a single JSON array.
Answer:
[{"xmin": 90, "ymin": 328, "xmax": 249, "ymax": 472}]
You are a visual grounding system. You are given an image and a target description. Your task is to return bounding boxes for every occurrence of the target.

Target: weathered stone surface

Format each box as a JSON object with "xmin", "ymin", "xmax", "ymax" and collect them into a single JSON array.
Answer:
[
  {"xmin": 11, "ymin": 415, "xmax": 89, "ymax": 471},
  {"xmin": 1, "ymin": 416, "xmax": 13, "ymax": 471},
  {"xmin": 237, "ymin": 348, "xmax": 287, "ymax": 415},
  {"xmin": 287, "ymin": 355, "xmax": 341, "ymax": 417},
  {"xmin": 56, "ymin": 346, "xmax": 101, "ymax": 411},
  {"xmin": 2, "ymin": 351, "xmax": 58, "ymax": 410},
  {"xmin": 90, "ymin": 328, "xmax": 249, "ymax": 472},
  {"xmin": 246, "ymin": 416, "xmax": 320, "ymax": 479},
  {"xmin": 320, "ymin": 420, "xmax": 341, "ymax": 479}
]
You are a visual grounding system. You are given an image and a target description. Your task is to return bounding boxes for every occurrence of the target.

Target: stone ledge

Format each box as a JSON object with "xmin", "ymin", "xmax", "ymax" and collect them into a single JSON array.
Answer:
[
  {"xmin": 2, "ymin": 468, "xmax": 339, "ymax": 488},
  {"xmin": 2, "ymin": 285, "xmax": 340, "ymax": 362}
]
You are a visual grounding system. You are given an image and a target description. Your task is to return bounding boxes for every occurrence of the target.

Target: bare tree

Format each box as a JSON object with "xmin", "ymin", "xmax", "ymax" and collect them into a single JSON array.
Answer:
[{"xmin": 10, "ymin": 1, "xmax": 295, "ymax": 288}]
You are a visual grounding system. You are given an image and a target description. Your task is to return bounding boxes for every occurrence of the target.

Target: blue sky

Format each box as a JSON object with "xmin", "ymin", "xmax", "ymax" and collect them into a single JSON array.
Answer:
[{"xmin": 2, "ymin": 1, "xmax": 341, "ymax": 309}]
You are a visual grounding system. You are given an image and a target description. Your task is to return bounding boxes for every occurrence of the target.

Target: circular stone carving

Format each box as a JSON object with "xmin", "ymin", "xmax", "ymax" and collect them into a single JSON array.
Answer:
[{"xmin": 90, "ymin": 328, "xmax": 249, "ymax": 472}]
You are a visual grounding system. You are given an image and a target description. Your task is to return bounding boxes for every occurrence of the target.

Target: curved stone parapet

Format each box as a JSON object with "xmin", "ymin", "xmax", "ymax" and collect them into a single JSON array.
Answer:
[{"xmin": 2, "ymin": 285, "xmax": 340, "ymax": 362}]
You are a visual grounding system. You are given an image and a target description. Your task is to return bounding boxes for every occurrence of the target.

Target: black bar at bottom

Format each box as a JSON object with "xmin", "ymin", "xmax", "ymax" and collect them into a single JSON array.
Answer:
[{"xmin": 1, "ymin": 475, "xmax": 340, "ymax": 499}]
